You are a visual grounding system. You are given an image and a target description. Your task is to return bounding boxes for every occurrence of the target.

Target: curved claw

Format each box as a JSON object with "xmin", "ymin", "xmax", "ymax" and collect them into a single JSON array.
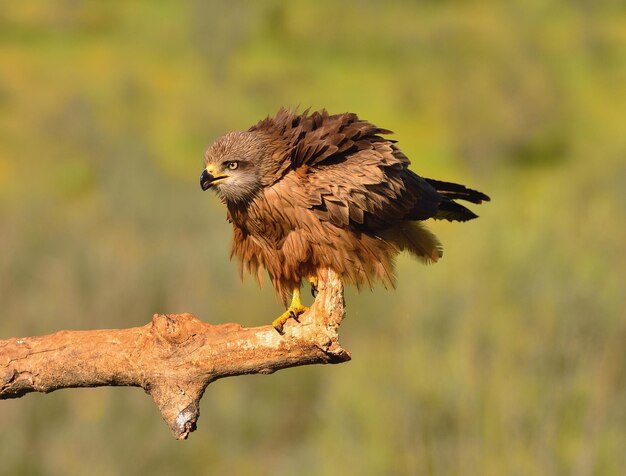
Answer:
[
  {"xmin": 309, "ymin": 276, "xmax": 319, "ymax": 298},
  {"xmin": 272, "ymin": 313, "xmax": 290, "ymax": 334},
  {"xmin": 272, "ymin": 286, "xmax": 310, "ymax": 333},
  {"xmin": 272, "ymin": 304, "xmax": 308, "ymax": 333}
]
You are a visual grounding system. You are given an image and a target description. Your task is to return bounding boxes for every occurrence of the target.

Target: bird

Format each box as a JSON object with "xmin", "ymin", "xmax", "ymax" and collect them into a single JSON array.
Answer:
[{"xmin": 200, "ymin": 108, "xmax": 490, "ymax": 332}]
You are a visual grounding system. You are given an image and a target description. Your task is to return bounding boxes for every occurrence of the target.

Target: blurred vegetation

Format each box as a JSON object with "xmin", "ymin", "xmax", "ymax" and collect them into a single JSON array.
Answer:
[{"xmin": 1, "ymin": 0, "xmax": 625, "ymax": 475}]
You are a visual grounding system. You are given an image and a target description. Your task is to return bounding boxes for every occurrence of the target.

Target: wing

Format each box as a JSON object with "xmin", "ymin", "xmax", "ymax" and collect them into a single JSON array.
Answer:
[
  {"xmin": 304, "ymin": 133, "xmax": 447, "ymax": 264},
  {"xmin": 250, "ymin": 108, "xmax": 439, "ymax": 229},
  {"xmin": 307, "ymin": 144, "xmax": 444, "ymax": 230},
  {"xmin": 269, "ymin": 111, "xmax": 438, "ymax": 230},
  {"xmin": 251, "ymin": 108, "xmax": 487, "ymax": 228}
]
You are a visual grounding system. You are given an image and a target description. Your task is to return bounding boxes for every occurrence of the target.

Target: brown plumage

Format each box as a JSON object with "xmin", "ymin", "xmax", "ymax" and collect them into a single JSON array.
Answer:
[{"xmin": 201, "ymin": 108, "xmax": 490, "ymax": 306}]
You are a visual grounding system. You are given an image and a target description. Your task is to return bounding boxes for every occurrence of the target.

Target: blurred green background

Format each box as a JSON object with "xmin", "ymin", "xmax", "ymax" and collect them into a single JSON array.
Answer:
[{"xmin": 1, "ymin": 1, "xmax": 625, "ymax": 475}]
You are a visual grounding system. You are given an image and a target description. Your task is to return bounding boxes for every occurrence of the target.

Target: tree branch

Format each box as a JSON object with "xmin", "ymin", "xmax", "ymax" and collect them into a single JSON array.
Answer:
[{"xmin": 0, "ymin": 268, "xmax": 350, "ymax": 440}]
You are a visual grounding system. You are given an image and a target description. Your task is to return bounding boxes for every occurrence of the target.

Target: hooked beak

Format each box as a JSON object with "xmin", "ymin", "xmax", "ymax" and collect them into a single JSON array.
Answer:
[
  {"xmin": 200, "ymin": 169, "xmax": 213, "ymax": 191},
  {"xmin": 200, "ymin": 167, "xmax": 229, "ymax": 191}
]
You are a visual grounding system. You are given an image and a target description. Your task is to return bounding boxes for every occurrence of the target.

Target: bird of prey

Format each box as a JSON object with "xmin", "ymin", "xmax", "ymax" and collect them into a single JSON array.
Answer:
[{"xmin": 200, "ymin": 109, "xmax": 489, "ymax": 332}]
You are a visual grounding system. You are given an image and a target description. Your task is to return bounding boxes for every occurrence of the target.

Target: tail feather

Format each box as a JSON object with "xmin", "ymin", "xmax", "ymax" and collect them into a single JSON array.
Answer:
[
  {"xmin": 425, "ymin": 178, "xmax": 491, "ymax": 204},
  {"xmin": 435, "ymin": 199, "xmax": 479, "ymax": 222},
  {"xmin": 423, "ymin": 178, "xmax": 490, "ymax": 222}
]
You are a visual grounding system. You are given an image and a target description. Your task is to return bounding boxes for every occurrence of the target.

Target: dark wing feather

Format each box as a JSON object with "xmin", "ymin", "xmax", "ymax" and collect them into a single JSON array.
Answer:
[{"xmin": 250, "ymin": 108, "xmax": 394, "ymax": 170}]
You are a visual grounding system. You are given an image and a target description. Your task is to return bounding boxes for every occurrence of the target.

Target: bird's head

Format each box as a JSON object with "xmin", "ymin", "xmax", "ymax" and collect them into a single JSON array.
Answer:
[{"xmin": 201, "ymin": 131, "xmax": 269, "ymax": 206}]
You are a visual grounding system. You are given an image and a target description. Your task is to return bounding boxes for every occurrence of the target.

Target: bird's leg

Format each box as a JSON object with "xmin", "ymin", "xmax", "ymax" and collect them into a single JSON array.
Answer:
[
  {"xmin": 272, "ymin": 287, "xmax": 309, "ymax": 333},
  {"xmin": 309, "ymin": 275, "xmax": 319, "ymax": 298}
]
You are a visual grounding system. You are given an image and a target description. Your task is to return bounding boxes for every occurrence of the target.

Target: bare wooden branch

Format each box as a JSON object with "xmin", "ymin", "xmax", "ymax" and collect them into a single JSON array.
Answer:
[{"xmin": 0, "ymin": 269, "xmax": 350, "ymax": 440}]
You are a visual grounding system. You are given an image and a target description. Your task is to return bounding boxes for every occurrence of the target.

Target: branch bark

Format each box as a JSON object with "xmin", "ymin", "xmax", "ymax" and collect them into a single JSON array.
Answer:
[{"xmin": 0, "ymin": 268, "xmax": 350, "ymax": 440}]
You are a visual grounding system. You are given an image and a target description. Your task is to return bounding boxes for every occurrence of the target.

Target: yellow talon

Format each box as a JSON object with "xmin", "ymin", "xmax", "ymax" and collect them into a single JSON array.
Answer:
[{"xmin": 272, "ymin": 287, "xmax": 309, "ymax": 333}]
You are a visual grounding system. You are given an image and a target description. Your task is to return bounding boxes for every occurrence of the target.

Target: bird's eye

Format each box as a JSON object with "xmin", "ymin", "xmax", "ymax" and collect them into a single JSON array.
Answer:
[{"xmin": 226, "ymin": 161, "xmax": 239, "ymax": 170}]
